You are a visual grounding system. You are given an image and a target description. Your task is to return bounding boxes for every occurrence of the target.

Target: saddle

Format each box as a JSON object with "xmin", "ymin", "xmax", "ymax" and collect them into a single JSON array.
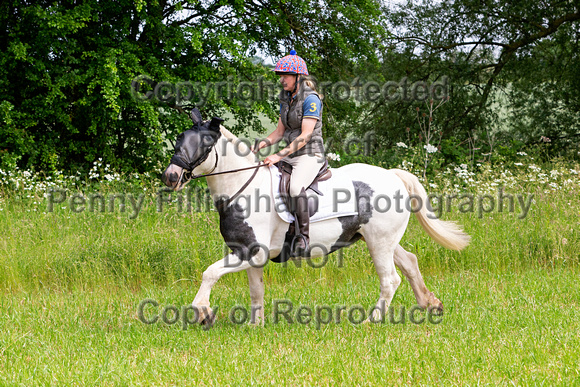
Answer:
[
  {"xmin": 274, "ymin": 158, "xmax": 332, "ymax": 215},
  {"xmin": 271, "ymin": 159, "xmax": 332, "ymax": 263}
]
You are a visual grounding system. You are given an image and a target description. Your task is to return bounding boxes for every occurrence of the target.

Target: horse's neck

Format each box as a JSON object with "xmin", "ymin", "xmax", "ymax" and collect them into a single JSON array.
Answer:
[{"xmin": 205, "ymin": 138, "xmax": 260, "ymax": 199}]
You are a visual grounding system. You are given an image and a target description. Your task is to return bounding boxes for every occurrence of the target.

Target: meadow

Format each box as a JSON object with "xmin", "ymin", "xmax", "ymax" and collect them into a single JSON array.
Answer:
[{"xmin": 0, "ymin": 157, "xmax": 579, "ymax": 385}]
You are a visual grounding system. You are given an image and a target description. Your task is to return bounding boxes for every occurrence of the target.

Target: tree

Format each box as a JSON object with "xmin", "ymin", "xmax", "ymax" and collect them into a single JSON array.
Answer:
[
  {"xmin": 0, "ymin": 0, "xmax": 387, "ymax": 173},
  {"xmin": 355, "ymin": 0, "xmax": 580, "ymax": 161}
]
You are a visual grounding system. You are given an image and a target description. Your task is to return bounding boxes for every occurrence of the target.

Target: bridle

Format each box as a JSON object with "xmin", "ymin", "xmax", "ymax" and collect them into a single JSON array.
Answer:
[{"xmin": 176, "ymin": 146, "xmax": 269, "ymax": 205}]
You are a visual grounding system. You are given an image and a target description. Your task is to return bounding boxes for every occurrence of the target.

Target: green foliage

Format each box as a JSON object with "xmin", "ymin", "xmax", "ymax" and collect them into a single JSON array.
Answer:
[
  {"xmin": 0, "ymin": 0, "xmax": 390, "ymax": 173},
  {"xmin": 354, "ymin": 0, "xmax": 580, "ymax": 163},
  {"xmin": 1, "ymin": 0, "xmax": 579, "ymax": 174},
  {"xmin": 505, "ymin": 22, "xmax": 580, "ymax": 153}
]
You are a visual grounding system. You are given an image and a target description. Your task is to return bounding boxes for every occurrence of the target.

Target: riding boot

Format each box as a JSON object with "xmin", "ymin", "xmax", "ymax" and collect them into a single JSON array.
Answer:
[{"xmin": 291, "ymin": 188, "xmax": 310, "ymax": 257}]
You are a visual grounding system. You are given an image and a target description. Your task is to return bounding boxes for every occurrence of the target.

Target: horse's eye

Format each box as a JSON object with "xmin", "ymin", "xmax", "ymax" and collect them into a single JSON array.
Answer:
[{"xmin": 174, "ymin": 133, "xmax": 185, "ymax": 150}]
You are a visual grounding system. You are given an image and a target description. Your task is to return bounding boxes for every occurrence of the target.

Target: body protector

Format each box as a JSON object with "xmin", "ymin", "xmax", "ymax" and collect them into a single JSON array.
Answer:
[{"xmin": 279, "ymin": 81, "xmax": 325, "ymax": 158}]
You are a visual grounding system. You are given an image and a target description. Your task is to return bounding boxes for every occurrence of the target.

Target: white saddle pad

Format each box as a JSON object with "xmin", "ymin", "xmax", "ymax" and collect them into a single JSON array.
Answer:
[{"xmin": 269, "ymin": 165, "xmax": 359, "ymax": 223}]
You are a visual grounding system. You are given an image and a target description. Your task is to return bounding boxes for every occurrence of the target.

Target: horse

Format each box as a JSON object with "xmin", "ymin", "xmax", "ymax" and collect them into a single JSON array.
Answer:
[{"xmin": 161, "ymin": 109, "xmax": 470, "ymax": 326}]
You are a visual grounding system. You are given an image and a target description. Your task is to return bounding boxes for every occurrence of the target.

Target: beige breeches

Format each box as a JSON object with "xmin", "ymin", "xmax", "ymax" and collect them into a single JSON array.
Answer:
[{"xmin": 283, "ymin": 153, "xmax": 325, "ymax": 197}]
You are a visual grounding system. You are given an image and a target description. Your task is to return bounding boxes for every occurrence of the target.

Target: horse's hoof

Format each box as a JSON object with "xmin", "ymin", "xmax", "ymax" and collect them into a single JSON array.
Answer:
[
  {"xmin": 428, "ymin": 301, "xmax": 444, "ymax": 316},
  {"xmin": 196, "ymin": 305, "xmax": 216, "ymax": 327},
  {"xmin": 201, "ymin": 315, "xmax": 215, "ymax": 325},
  {"xmin": 248, "ymin": 314, "xmax": 265, "ymax": 327},
  {"xmin": 425, "ymin": 292, "xmax": 444, "ymax": 315},
  {"xmin": 200, "ymin": 312, "xmax": 216, "ymax": 328},
  {"xmin": 247, "ymin": 319, "xmax": 264, "ymax": 327}
]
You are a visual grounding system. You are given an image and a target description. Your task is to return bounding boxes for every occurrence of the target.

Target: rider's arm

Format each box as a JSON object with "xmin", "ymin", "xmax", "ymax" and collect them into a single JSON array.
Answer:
[
  {"xmin": 277, "ymin": 118, "xmax": 316, "ymax": 158},
  {"xmin": 263, "ymin": 118, "xmax": 316, "ymax": 166},
  {"xmin": 253, "ymin": 117, "xmax": 285, "ymax": 152}
]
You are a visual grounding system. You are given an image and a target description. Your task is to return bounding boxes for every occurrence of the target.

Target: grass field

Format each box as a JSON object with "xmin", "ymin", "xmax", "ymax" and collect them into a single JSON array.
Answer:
[
  {"xmin": 1, "ymin": 268, "xmax": 579, "ymax": 385},
  {"xmin": 0, "ymin": 161, "xmax": 579, "ymax": 385}
]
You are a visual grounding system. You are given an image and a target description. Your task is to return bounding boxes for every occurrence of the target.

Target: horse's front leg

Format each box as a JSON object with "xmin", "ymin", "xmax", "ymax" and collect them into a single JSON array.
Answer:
[{"xmin": 192, "ymin": 251, "xmax": 268, "ymax": 326}]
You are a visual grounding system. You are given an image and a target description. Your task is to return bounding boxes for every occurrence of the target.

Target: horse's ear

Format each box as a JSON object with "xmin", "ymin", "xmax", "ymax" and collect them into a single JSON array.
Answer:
[
  {"xmin": 190, "ymin": 108, "xmax": 203, "ymax": 126},
  {"xmin": 209, "ymin": 117, "xmax": 224, "ymax": 132}
]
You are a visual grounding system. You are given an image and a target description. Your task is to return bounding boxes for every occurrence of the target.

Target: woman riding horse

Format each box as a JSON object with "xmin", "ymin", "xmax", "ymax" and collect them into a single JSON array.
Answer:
[{"xmin": 253, "ymin": 50, "xmax": 325, "ymax": 257}]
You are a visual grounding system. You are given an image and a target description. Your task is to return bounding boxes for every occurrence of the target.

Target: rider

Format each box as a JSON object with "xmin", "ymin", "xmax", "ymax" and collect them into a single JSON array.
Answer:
[{"xmin": 253, "ymin": 50, "xmax": 325, "ymax": 257}]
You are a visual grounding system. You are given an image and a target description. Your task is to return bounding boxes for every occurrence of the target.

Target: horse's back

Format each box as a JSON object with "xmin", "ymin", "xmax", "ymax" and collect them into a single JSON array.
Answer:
[{"xmin": 332, "ymin": 163, "xmax": 407, "ymax": 195}]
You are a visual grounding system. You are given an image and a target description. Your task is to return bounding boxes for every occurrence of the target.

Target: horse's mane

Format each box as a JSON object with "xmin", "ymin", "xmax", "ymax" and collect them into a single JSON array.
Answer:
[{"xmin": 219, "ymin": 126, "xmax": 257, "ymax": 164}]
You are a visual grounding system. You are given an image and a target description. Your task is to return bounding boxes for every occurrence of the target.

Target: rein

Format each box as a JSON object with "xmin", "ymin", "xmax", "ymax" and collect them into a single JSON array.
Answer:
[
  {"xmin": 180, "ymin": 149, "xmax": 269, "ymax": 205},
  {"xmin": 185, "ymin": 163, "xmax": 267, "ymax": 180}
]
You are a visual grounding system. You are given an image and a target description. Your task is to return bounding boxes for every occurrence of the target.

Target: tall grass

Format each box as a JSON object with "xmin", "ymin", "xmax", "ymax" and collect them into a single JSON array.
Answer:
[
  {"xmin": 1, "ymin": 160, "xmax": 579, "ymax": 385},
  {"xmin": 0, "ymin": 160, "xmax": 578, "ymax": 291}
]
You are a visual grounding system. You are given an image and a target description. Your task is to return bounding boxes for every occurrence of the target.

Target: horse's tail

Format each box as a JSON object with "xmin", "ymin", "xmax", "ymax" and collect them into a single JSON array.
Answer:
[{"xmin": 392, "ymin": 169, "xmax": 471, "ymax": 251}]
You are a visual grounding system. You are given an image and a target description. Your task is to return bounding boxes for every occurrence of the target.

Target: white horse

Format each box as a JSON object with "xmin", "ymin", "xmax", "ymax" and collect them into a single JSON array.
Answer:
[{"xmin": 162, "ymin": 111, "xmax": 470, "ymax": 325}]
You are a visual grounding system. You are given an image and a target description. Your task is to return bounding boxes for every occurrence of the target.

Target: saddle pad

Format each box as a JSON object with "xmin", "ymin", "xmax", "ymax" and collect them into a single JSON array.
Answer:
[{"xmin": 269, "ymin": 165, "xmax": 359, "ymax": 223}]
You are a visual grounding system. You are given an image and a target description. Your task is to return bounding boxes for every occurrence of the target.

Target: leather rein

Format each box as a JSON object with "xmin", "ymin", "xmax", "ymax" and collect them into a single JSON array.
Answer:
[{"xmin": 179, "ymin": 148, "xmax": 268, "ymax": 205}]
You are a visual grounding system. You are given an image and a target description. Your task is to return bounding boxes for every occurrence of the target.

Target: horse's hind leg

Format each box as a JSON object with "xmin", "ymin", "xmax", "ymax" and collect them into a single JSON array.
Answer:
[
  {"xmin": 366, "ymin": 238, "xmax": 401, "ymax": 322},
  {"xmin": 246, "ymin": 267, "xmax": 265, "ymax": 326},
  {"xmin": 393, "ymin": 245, "xmax": 443, "ymax": 312}
]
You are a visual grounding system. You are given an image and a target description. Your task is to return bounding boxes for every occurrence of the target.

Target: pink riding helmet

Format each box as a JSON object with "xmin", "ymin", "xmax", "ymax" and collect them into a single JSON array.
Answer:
[{"xmin": 273, "ymin": 50, "xmax": 309, "ymax": 75}]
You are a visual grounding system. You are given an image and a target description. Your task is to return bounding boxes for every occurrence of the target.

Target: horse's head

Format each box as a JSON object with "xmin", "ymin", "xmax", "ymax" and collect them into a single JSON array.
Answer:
[{"xmin": 162, "ymin": 108, "xmax": 224, "ymax": 191}]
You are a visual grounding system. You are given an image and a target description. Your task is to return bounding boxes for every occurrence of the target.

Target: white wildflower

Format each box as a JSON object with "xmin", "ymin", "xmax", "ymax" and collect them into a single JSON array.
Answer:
[
  {"xmin": 517, "ymin": 151, "xmax": 527, "ymax": 156},
  {"xmin": 326, "ymin": 153, "xmax": 341, "ymax": 161},
  {"xmin": 400, "ymin": 160, "xmax": 414, "ymax": 171},
  {"xmin": 514, "ymin": 162, "xmax": 523, "ymax": 166},
  {"xmin": 396, "ymin": 142, "xmax": 408, "ymax": 149},
  {"xmin": 424, "ymin": 144, "xmax": 438, "ymax": 154}
]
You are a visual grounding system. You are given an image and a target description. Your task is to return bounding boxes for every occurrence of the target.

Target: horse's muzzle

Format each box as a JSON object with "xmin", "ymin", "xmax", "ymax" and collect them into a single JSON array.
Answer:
[{"xmin": 162, "ymin": 164, "xmax": 185, "ymax": 190}]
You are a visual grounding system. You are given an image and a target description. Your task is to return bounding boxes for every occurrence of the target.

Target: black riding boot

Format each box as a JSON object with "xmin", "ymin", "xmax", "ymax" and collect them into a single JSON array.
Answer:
[{"xmin": 291, "ymin": 188, "xmax": 310, "ymax": 257}]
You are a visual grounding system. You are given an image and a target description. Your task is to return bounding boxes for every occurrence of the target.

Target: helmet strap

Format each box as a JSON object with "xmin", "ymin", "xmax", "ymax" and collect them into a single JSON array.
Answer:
[{"xmin": 291, "ymin": 75, "xmax": 300, "ymax": 97}]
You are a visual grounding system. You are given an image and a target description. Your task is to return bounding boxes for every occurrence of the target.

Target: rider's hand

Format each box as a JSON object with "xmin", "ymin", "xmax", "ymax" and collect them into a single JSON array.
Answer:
[
  {"xmin": 251, "ymin": 140, "xmax": 264, "ymax": 154},
  {"xmin": 263, "ymin": 153, "xmax": 283, "ymax": 167}
]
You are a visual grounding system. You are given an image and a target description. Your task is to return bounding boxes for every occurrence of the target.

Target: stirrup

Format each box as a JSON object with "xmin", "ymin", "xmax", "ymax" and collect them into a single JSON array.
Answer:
[{"xmin": 290, "ymin": 234, "xmax": 310, "ymax": 258}]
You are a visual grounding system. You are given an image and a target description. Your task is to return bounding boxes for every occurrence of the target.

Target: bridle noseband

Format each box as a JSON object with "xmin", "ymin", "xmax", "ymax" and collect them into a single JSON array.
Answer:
[
  {"xmin": 175, "ymin": 141, "xmax": 268, "ymax": 205},
  {"xmin": 179, "ymin": 147, "xmax": 220, "ymax": 184}
]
